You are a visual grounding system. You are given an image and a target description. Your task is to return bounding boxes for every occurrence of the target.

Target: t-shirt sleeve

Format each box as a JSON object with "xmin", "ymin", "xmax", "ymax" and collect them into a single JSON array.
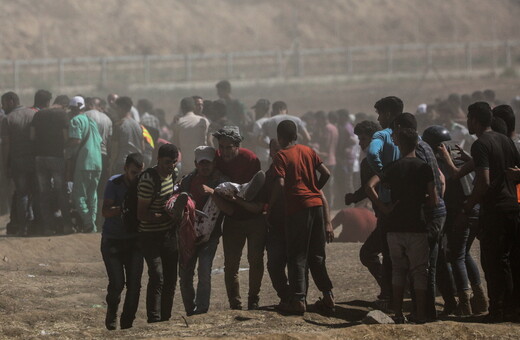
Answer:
[
  {"xmin": 471, "ymin": 140, "xmax": 489, "ymax": 170},
  {"xmin": 421, "ymin": 163, "xmax": 435, "ymax": 184},
  {"xmin": 272, "ymin": 154, "xmax": 286, "ymax": 178},
  {"xmin": 68, "ymin": 116, "xmax": 83, "ymax": 140},
  {"xmin": 137, "ymin": 172, "xmax": 154, "ymax": 200},
  {"xmin": 311, "ymin": 147, "xmax": 323, "ymax": 167},
  {"xmin": 104, "ymin": 179, "xmax": 117, "ymax": 201},
  {"xmin": 366, "ymin": 132, "xmax": 385, "ymax": 173}
]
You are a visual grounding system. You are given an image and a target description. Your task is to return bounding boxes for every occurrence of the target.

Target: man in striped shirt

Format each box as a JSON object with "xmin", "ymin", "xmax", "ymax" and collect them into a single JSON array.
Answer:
[{"xmin": 137, "ymin": 143, "xmax": 179, "ymax": 323}]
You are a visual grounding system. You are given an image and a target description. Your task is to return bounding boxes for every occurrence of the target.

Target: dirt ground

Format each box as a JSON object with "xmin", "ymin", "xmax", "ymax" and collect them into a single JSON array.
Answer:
[{"xmin": 0, "ymin": 214, "xmax": 519, "ymax": 340}]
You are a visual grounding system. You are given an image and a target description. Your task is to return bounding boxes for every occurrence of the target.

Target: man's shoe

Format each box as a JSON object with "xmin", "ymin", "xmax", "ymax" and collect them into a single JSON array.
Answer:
[
  {"xmin": 105, "ymin": 310, "xmax": 117, "ymax": 330},
  {"xmin": 471, "ymin": 284, "xmax": 489, "ymax": 315},
  {"xmin": 170, "ymin": 192, "xmax": 189, "ymax": 223},
  {"xmin": 483, "ymin": 311, "xmax": 505, "ymax": 323},
  {"xmin": 289, "ymin": 300, "xmax": 306, "ymax": 315},
  {"xmin": 230, "ymin": 303, "xmax": 242, "ymax": 310},
  {"xmin": 248, "ymin": 301, "xmax": 259, "ymax": 310},
  {"xmin": 239, "ymin": 171, "xmax": 266, "ymax": 201}
]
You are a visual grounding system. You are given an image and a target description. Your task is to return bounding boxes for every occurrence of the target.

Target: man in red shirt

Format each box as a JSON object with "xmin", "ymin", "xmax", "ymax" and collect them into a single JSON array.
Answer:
[
  {"xmin": 213, "ymin": 126, "xmax": 266, "ymax": 310},
  {"xmin": 270, "ymin": 120, "xmax": 334, "ymax": 314}
]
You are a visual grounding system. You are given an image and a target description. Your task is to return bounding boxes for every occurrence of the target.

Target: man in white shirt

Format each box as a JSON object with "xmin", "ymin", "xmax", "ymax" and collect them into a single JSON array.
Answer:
[
  {"xmin": 172, "ymin": 97, "xmax": 210, "ymax": 176},
  {"xmin": 260, "ymin": 101, "xmax": 311, "ymax": 144},
  {"xmin": 251, "ymin": 99, "xmax": 271, "ymax": 169}
]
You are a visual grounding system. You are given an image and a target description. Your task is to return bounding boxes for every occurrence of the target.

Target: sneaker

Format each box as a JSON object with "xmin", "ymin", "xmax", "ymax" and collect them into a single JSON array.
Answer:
[
  {"xmin": 393, "ymin": 315, "xmax": 408, "ymax": 324},
  {"xmin": 171, "ymin": 193, "xmax": 189, "ymax": 223},
  {"xmin": 239, "ymin": 171, "xmax": 266, "ymax": 201}
]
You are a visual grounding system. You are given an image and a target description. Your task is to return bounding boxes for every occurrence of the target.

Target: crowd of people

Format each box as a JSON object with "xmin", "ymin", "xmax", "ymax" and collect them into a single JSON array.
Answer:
[{"xmin": 0, "ymin": 80, "xmax": 519, "ymax": 330}]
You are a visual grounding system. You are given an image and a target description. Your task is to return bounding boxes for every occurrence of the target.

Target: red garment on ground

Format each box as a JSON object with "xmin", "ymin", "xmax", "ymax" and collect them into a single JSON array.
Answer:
[
  {"xmin": 272, "ymin": 144, "xmax": 323, "ymax": 216},
  {"xmin": 332, "ymin": 207, "xmax": 376, "ymax": 243},
  {"xmin": 215, "ymin": 148, "xmax": 260, "ymax": 184}
]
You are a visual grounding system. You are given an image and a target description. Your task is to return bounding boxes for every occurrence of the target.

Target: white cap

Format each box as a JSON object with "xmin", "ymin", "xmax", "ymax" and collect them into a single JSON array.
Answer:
[
  {"xmin": 416, "ymin": 103, "xmax": 427, "ymax": 115},
  {"xmin": 69, "ymin": 96, "xmax": 85, "ymax": 110},
  {"xmin": 194, "ymin": 146, "xmax": 216, "ymax": 163}
]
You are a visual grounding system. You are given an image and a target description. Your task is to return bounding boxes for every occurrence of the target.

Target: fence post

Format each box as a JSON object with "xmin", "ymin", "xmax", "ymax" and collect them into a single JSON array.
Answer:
[
  {"xmin": 58, "ymin": 59, "xmax": 65, "ymax": 89},
  {"xmin": 465, "ymin": 43, "xmax": 472, "ymax": 74},
  {"xmin": 13, "ymin": 60, "xmax": 19, "ymax": 92},
  {"xmin": 387, "ymin": 46, "xmax": 393, "ymax": 74},
  {"xmin": 100, "ymin": 58, "xmax": 108, "ymax": 88},
  {"xmin": 226, "ymin": 53, "xmax": 233, "ymax": 79},
  {"xmin": 426, "ymin": 45, "xmax": 433, "ymax": 67},
  {"xmin": 346, "ymin": 48, "xmax": 353, "ymax": 74},
  {"xmin": 185, "ymin": 54, "xmax": 192, "ymax": 82},
  {"xmin": 144, "ymin": 55, "xmax": 150, "ymax": 85},
  {"xmin": 276, "ymin": 50, "xmax": 284, "ymax": 77},
  {"xmin": 505, "ymin": 40, "xmax": 512, "ymax": 68},
  {"xmin": 295, "ymin": 48, "xmax": 304, "ymax": 77}
]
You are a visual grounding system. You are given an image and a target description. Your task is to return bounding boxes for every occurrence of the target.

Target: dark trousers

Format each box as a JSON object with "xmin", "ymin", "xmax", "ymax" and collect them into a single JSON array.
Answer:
[
  {"xmin": 139, "ymin": 229, "xmax": 179, "ymax": 322},
  {"xmin": 359, "ymin": 218, "xmax": 392, "ymax": 299},
  {"xmin": 101, "ymin": 237, "xmax": 143, "ymax": 328},
  {"xmin": 479, "ymin": 211, "xmax": 520, "ymax": 315},
  {"xmin": 266, "ymin": 222, "xmax": 290, "ymax": 302},
  {"xmin": 286, "ymin": 206, "xmax": 333, "ymax": 301},
  {"xmin": 223, "ymin": 214, "xmax": 266, "ymax": 308},
  {"xmin": 10, "ymin": 157, "xmax": 36, "ymax": 232}
]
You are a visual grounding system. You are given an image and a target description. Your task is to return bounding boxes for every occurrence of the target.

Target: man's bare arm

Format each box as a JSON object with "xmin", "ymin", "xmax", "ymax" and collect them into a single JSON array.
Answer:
[{"xmin": 316, "ymin": 163, "xmax": 330, "ymax": 190}]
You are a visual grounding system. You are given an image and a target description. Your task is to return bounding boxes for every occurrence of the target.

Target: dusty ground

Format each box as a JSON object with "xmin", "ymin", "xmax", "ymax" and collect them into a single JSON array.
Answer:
[
  {"xmin": 2, "ymin": 0, "xmax": 520, "ymax": 59},
  {"xmin": 0, "ymin": 215, "xmax": 519, "ymax": 339}
]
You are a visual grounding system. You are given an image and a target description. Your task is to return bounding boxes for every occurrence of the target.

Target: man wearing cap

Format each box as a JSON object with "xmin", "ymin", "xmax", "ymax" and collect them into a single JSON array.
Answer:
[
  {"xmin": 1, "ymin": 91, "xmax": 38, "ymax": 236},
  {"xmin": 173, "ymin": 97, "xmax": 210, "ymax": 176},
  {"xmin": 178, "ymin": 146, "xmax": 228, "ymax": 315},
  {"xmin": 213, "ymin": 126, "xmax": 266, "ymax": 310},
  {"xmin": 251, "ymin": 99, "xmax": 271, "ymax": 170},
  {"xmin": 67, "ymin": 96, "xmax": 103, "ymax": 233}
]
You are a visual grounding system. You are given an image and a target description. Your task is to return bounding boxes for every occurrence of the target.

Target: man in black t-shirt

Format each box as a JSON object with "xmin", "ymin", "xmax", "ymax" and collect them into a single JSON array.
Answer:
[
  {"xmin": 366, "ymin": 128, "xmax": 437, "ymax": 323},
  {"xmin": 463, "ymin": 102, "xmax": 520, "ymax": 322},
  {"xmin": 31, "ymin": 95, "xmax": 71, "ymax": 235}
]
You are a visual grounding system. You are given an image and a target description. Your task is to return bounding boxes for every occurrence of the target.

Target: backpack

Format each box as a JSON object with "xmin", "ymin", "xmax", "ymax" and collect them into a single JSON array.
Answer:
[{"xmin": 121, "ymin": 167, "xmax": 162, "ymax": 233}]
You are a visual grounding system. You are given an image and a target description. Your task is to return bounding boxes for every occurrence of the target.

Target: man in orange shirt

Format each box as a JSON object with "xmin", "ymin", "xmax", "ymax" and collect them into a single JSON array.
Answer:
[{"xmin": 270, "ymin": 120, "xmax": 334, "ymax": 314}]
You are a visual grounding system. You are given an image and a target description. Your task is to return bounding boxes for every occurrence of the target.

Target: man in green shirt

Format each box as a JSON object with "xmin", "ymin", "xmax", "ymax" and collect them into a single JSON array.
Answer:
[{"xmin": 67, "ymin": 96, "xmax": 103, "ymax": 233}]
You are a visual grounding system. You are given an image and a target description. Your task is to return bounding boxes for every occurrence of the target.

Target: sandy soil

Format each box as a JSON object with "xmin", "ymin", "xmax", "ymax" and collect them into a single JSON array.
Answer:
[{"xmin": 0, "ymin": 214, "xmax": 519, "ymax": 339}]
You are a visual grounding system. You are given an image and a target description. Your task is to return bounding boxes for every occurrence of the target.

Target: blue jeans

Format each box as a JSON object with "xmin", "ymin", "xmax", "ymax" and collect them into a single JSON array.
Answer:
[
  {"xmin": 179, "ymin": 232, "xmax": 220, "ymax": 314},
  {"xmin": 447, "ymin": 213, "xmax": 481, "ymax": 291},
  {"xmin": 35, "ymin": 156, "xmax": 71, "ymax": 232},
  {"xmin": 101, "ymin": 237, "xmax": 143, "ymax": 328}
]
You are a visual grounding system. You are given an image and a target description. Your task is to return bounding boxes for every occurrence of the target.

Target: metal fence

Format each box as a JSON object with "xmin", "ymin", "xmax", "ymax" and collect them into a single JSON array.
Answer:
[{"xmin": 1, "ymin": 40, "xmax": 519, "ymax": 92}]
